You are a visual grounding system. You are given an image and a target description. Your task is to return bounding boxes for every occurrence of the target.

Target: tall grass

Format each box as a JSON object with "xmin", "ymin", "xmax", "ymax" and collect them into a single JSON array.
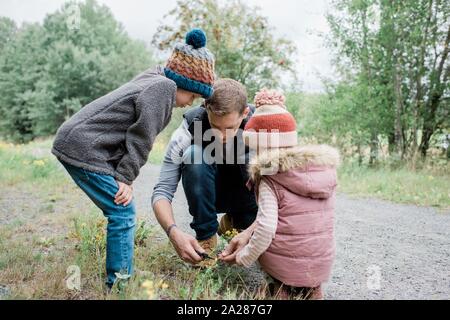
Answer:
[
  {"xmin": 67, "ymin": 213, "xmax": 260, "ymax": 299},
  {"xmin": 0, "ymin": 140, "xmax": 65, "ymax": 188},
  {"xmin": 338, "ymin": 162, "xmax": 450, "ymax": 209}
]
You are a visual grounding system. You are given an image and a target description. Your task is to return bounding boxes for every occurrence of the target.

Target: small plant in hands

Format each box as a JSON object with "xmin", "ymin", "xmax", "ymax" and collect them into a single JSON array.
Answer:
[
  {"xmin": 196, "ymin": 229, "xmax": 241, "ymax": 268},
  {"xmin": 222, "ymin": 229, "xmax": 239, "ymax": 243}
]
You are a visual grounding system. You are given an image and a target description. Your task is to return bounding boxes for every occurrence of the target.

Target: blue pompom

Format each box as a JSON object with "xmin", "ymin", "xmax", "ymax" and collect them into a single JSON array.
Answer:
[{"xmin": 185, "ymin": 28, "xmax": 207, "ymax": 49}]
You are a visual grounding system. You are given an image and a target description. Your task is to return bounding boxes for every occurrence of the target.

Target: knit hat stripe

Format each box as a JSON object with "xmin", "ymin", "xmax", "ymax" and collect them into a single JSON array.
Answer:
[
  {"xmin": 243, "ymin": 130, "xmax": 299, "ymax": 148},
  {"xmin": 166, "ymin": 51, "xmax": 214, "ymax": 84},
  {"xmin": 174, "ymin": 44, "xmax": 215, "ymax": 63},
  {"xmin": 243, "ymin": 88, "xmax": 298, "ymax": 148},
  {"xmin": 164, "ymin": 68, "xmax": 213, "ymax": 98},
  {"xmin": 245, "ymin": 113, "xmax": 297, "ymax": 132},
  {"xmin": 168, "ymin": 50, "xmax": 215, "ymax": 71}
]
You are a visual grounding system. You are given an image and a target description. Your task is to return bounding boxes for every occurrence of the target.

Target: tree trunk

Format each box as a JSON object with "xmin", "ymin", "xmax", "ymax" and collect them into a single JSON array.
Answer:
[
  {"xmin": 411, "ymin": 0, "xmax": 433, "ymax": 163},
  {"xmin": 357, "ymin": 142, "xmax": 363, "ymax": 166},
  {"xmin": 419, "ymin": 23, "xmax": 450, "ymax": 158},
  {"xmin": 369, "ymin": 133, "xmax": 378, "ymax": 166},
  {"xmin": 393, "ymin": 61, "xmax": 405, "ymax": 158},
  {"xmin": 388, "ymin": 132, "xmax": 396, "ymax": 156}
]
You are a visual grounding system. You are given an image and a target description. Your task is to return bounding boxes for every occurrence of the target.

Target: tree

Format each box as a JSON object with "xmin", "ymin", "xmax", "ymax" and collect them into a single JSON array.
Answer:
[
  {"xmin": 0, "ymin": 22, "xmax": 47, "ymax": 142},
  {"xmin": 326, "ymin": 0, "xmax": 392, "ymax": 165},
  {"xmin": 152, "ymin": 0, "xmax": 297, "ymax": 97},
  {"xmin": 0, "ymin": 0, "xmax": 155, "ymax": 142},
  {"xmin": 0, "ymin": 17, "xmax": 17, "ymax": 53},
  {"xmin": 324, "ymin": 0, "xmax": 449, "ymax": 163}
]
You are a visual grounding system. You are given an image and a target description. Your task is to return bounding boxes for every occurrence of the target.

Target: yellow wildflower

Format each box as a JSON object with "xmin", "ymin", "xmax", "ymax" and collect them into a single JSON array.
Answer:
[
  {"xmin": 223, "ymin": 228, "xmax": 239, "ymax": 242},
  {"xmin": 95, "ymin": 234, "xmax": 103, "ymax": 242},
  {"xmin": 141, "ymin": 280, "xmax": 154, "ymax": 290},
  {"xmin": 142, "ymin": 280, "xmax": 156, "ymax": 299},
  {"xmin": 33, "ymin": 160, "xmax": 45, "ymax": 167}
]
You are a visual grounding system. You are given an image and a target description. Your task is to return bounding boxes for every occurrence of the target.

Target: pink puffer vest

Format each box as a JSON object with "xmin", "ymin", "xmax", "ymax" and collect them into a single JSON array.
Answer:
[{"xmin": 249, "ymin": 145, "xmax": 340, "ymax": 287}]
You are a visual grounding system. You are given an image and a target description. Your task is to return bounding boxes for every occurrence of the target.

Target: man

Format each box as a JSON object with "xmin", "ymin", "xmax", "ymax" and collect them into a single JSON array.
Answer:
[{"xmin": 152, "ymin": 79, "xmax": 258, "ymax": 265}]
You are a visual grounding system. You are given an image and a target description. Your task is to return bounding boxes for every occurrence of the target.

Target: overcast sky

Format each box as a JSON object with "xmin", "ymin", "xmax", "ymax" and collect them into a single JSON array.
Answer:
[{"xmin": 0, "ymin": 0, "xmax": 334, "ymax": 92}]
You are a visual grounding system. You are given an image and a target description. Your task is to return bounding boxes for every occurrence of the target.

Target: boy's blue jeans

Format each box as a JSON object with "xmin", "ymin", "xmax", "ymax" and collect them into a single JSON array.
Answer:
[{"xmin": 60, "ymin": 160, "xmax": 136, "ymax": 288}]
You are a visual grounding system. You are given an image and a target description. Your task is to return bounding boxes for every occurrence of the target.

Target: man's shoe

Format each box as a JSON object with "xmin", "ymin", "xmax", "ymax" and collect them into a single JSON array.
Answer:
[
  {"xmin": 217, "ymin": 214, "xmax": 234, "ymax": 236},
  {"xmin": 196, "ymin": 234, "xmax": 218, "ymax": 268},
  {"xmin": 198, "ymin": 234, "xmax": 217, "ymax": 255}
]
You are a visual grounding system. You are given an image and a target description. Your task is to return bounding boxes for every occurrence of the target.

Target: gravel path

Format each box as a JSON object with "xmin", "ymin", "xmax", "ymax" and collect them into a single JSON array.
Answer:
[{"xmin": 133, "ymin": 164, "xmax": 450, "ymax": 300}]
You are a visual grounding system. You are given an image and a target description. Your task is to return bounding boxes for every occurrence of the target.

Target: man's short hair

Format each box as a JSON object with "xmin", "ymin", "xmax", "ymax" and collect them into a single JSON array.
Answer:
[{"xmin": 205, "ymin": 78, "xmax": 248, "ymax": 116}]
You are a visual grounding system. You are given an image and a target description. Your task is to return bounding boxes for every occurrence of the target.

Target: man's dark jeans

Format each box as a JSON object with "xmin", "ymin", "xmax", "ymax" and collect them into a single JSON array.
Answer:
[{"xmin": 181, "ymin": 145, "xmax": 258, "ymax": 240}]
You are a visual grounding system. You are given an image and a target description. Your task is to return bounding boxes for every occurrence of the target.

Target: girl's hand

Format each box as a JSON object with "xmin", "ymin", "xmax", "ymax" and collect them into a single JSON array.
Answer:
[
  {"xmin": 115, "ymin": 180, "xmax": 133, "ymax": 206},
  {"xmin": 219, "ymin": 229, "xmax": 252, "ymax": 264}
]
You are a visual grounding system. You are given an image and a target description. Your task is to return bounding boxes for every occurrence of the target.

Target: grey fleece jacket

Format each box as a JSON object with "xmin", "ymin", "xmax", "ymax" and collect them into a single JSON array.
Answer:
[{"xmin": 52, "ymin": 66, "xmax": 176, "ymax": 185}]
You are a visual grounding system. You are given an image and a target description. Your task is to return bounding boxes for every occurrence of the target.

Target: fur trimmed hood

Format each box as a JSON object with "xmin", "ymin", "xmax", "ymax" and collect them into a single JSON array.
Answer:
[
  {"xmin": 249, "ymin": 144, "xmax": 341, "ymax": 181},
  {"xmin": 248, "ymin": 144, "xmax": 340, "ymax": 199}
]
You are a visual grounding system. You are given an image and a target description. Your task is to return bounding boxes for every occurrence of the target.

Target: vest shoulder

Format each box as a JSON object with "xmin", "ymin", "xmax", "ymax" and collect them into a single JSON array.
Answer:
[{"xmin": 183, "ymin": 105, "xmax": 207, "ymax": 124}]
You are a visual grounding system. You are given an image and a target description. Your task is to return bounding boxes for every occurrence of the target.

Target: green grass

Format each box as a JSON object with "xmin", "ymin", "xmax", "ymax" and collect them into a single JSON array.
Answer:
[
  {"xmin": 338, "ymin": 162, "xmax": 450, "ymax": 209},
  {"xmin": 0, "ymin": 139, "xmax": 65, "ymax": 187}
]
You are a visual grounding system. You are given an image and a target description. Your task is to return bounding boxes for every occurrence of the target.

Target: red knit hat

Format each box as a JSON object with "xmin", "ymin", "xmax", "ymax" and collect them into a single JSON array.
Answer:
[{"xmin": 243, "ymin": 89, "xmax": 298, "ymax": 149}]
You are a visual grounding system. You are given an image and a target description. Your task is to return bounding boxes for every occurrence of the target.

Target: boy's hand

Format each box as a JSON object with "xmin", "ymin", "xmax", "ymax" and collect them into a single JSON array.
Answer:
[{"xmin": 115, "ymin": 180, "xmax": 133, "ymax": 206}]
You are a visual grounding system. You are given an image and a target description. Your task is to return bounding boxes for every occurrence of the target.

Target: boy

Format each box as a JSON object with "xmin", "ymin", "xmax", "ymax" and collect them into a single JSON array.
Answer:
[{"xmin": 52, "ymin": 28, "xmax": 214, "ymax": 289}]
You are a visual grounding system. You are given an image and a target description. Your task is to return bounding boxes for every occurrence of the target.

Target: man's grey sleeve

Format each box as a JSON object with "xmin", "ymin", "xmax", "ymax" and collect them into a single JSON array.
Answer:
[{"xmin": 151, "ymin": 119, "xmax": 192, "ymax": 206}]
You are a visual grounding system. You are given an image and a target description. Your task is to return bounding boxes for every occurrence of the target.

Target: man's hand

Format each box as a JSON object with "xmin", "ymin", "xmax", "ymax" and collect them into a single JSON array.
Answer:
[
  {"xmin": 218, "ymin": 228, "xmax": 252, "ymax": 265},
  {"xmin": 115, "ymin": 180, "xmax": 133, "ymax": 206},
  {"xmin": 169, "ymin": 227, "xmax": 205, "ymax": 264},
  {"xmin": 152, "ymin": 199, "xmax": 203, "ymax": 264}
]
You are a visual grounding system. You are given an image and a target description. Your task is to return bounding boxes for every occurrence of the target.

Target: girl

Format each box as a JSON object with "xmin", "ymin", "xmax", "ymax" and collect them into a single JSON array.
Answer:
[{"xmin": 222, "ymin": 89, "xmax": 340, "ymax": 299}]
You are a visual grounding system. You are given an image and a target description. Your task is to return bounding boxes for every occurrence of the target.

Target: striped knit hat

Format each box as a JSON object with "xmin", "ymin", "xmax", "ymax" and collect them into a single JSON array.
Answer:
[
  {"xmin": 243, "ymin": 89, "xmax": 298, "ymax": 149},
  {"xmin": 164, "ymin": 28, "xmax": 215, "ymax": 98}
]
